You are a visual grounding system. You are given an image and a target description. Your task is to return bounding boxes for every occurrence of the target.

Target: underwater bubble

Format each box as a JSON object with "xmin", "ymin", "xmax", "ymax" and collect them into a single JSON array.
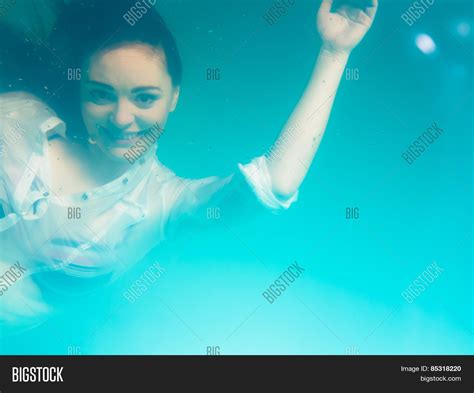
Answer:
[
  {"xmin": 415, "ymin": 33, "xmax": 436, "ymax": 55},
  {"xmin": 455, "ymin": 21, "xmax": 471, "ymax": 38}
]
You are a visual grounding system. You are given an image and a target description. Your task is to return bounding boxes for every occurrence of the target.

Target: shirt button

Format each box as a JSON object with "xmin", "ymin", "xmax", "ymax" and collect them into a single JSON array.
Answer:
[
  {"xmin": 81, "ymin": 193, "xmax": 88, "ymax": 200},
  {"xmin": 43, "ymin": 192, "xmax": 49, "ymax": 197},
  {"xmin": 122, "ymin": 177, "xmax": 129, "ymax": 185}
]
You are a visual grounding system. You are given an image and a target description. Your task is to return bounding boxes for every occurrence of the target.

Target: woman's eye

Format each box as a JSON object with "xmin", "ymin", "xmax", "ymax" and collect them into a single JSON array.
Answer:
[
  {"xmin": 90, "ymin": 90, "xmax": 114, "ymax": 104},
  {"xmin": 135, "ymin": 94, "xmax": 159, "ymax": 107}
]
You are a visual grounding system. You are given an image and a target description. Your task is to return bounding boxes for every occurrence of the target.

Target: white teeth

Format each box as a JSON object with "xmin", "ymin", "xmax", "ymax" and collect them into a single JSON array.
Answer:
[
  {"xmin": 121, "ymin": 134, "xmax": 137, "ymax": 140},
  {"xmin": 99, "ymin": 126, "xmax": 145, "ymax": 140}
]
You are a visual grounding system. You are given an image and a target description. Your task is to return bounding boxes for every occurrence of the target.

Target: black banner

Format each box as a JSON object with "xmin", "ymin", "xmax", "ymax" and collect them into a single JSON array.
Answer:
[{"xmin": 0, "ymin": 355, "xmax": 472, "ymax": 392}]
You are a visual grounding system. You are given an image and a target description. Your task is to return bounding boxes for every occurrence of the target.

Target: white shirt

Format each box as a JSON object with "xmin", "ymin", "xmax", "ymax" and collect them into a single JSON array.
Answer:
[{"xmin": 0, "ymin": 93, "xmax": 298, "ymax": 279}]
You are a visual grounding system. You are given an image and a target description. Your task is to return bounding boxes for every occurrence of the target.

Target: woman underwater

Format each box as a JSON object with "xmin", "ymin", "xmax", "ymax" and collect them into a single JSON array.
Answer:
[{"xmin": 0, "ymin": 0, "xmax": 378, "ymax": 327}]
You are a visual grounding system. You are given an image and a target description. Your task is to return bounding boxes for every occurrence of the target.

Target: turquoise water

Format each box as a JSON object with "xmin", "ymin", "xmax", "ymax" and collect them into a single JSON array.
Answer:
[{"xmin": 1, "ymin": 0, "xmax": 472, "ymax": 354}]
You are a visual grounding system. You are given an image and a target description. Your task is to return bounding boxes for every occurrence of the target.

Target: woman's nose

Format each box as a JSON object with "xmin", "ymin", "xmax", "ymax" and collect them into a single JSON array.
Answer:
[{"xmin": 109, "ymin": 98, "xmax": 135, "ymax": 128}]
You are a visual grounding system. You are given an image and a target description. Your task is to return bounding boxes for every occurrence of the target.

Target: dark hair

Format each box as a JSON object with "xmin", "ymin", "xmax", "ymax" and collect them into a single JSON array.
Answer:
[{"xmin": 0, "ymin": 0, "xmax": 182, "ymax": 140}]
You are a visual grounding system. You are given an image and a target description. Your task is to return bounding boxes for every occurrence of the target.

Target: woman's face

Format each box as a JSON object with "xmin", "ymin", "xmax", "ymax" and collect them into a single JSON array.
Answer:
[{"xmin": 80, "ymin": 43, "xmax": 180, "ymax": 163}]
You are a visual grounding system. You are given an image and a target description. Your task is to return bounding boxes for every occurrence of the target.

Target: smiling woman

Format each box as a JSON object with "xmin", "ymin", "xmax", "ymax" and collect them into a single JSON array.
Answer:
[
  {"xmin": 79, "ymin": 43, "xmax": 179, "ymax": 163},
  {"xmin": 46, "ymin": 0, "xmax": 183, "ymax": 145},
  {"xmin": 0, "ymin": 0, "xmax": 378, "ymax": 328}
]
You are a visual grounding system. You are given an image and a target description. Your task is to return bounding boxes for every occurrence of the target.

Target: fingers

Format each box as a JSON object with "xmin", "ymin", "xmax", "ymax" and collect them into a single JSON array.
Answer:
[
  {"xmin": 322, "ymin": 0, "xmax": 378, "ymax": 20},
  {"xmin": 365, "ymin": 0, "xmax": 378, "ymax": 20},
  {"xmin": 341, "ymin": 0, "xmax": 378, "ymax": 21},
  {"xmin": 319, "ymin": 0, "xmax": 334, "ymax": 14}
]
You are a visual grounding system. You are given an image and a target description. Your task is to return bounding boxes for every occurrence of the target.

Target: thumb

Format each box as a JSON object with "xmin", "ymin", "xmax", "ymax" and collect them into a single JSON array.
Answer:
[{"xmin": 319, "ymin": 0, "xmax": 334, "ymax": 14}]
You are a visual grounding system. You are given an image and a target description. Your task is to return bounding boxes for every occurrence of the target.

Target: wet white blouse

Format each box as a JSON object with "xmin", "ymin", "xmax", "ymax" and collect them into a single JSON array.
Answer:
[{"xmin": 0, "ymin": 93, "xmax": 298, "ymax": 279}]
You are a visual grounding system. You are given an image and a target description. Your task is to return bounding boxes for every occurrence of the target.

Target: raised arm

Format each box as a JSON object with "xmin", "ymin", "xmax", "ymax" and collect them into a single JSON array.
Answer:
[{"xmin": 266, "ymin": 0, "xmax": 378, "ymax": 198}]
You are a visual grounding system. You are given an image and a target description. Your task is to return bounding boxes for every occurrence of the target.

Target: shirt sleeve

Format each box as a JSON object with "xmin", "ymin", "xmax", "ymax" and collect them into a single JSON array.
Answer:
[
  {"xmin": 0, "ymin": 92, "xmax": 66, "ymax": 231},
  {"xmin": 238, "ymin": 155, "xmax": 299, "ymax": 210},
  {"xmin": 165, "ymin": 154, "xmax": 299, "ymax": 230}
]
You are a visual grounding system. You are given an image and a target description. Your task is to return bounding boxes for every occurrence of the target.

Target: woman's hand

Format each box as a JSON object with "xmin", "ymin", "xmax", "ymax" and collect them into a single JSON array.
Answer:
[{"xmin": 317, "ymin": 0, "xmax": 378, "ymax": 55}]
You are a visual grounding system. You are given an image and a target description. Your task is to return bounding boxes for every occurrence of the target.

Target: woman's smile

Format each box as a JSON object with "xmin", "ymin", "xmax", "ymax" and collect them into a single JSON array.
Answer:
[{"xmin": 98, "ymin": 125, "xmax": 149, "ymax": 146}]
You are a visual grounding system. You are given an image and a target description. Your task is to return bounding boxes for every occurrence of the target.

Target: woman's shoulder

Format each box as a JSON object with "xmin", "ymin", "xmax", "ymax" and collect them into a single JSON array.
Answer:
[
  {"xmin": 0, "ymin": 91, "xmax": 66, "ymax": 138},
  {"xmin": 152, "ymin": 160, "xmax": 182, "ymax": 186}
]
